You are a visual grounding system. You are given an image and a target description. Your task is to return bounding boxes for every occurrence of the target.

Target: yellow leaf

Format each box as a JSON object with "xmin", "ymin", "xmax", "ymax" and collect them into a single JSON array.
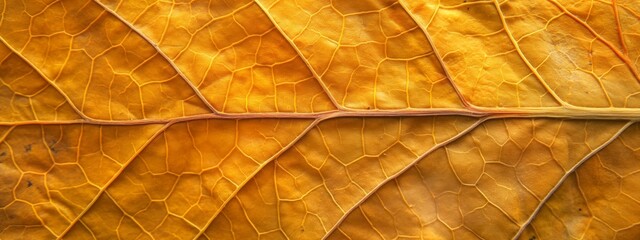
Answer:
[{"xmin": 0, "ymin": 0, "xmax": 639, "ymax": 239}]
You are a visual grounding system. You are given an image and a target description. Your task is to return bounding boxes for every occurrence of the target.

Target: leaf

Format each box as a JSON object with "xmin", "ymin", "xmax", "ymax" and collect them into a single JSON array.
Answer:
[{"xmin": 0, "ymin": 0, "xmax": 639, "ymax": 239}]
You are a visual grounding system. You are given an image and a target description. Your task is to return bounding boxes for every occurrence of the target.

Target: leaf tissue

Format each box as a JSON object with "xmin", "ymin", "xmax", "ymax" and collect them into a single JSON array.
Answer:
[{"xmin": 1, "ymin": 0, "xmax": 639, "ymax": 239}]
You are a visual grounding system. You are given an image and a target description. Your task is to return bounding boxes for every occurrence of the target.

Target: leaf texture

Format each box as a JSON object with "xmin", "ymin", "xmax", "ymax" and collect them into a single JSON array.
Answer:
[{"xmin": 0, "ymin": 0, "xmax": 639, "ymax": 239}]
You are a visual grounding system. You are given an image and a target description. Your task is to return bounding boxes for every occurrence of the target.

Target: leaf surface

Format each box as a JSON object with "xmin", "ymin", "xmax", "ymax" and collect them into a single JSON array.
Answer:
[{"xmin": 1, "ymin": 0, "xmax": 639, "ymax": 239}]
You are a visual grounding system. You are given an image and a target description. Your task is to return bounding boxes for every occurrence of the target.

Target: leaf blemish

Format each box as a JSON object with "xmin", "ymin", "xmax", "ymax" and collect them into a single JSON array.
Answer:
[
  {"xmin": 24, "ymin": 144, "xmax": 32, "ymax": 153},
  {"xmin": 27, "ymin": 180, "xmax": 33, "ymax": 188},
  {"xmin": 48, "ymin": 140, "xmax": 57, "ymax": 152}
]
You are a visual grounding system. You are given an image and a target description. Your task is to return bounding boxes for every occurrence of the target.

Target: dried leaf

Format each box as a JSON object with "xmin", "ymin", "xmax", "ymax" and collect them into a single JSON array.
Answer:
[{"xmin": 0, "ymin": 0, "xmax": 639, "ymax": 239}]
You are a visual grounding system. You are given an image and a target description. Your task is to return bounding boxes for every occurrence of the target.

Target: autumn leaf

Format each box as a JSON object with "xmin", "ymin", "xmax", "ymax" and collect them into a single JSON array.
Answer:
[{"xmin": 1, "ymin": 0, "xmax": 639, "ymax": 239}]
